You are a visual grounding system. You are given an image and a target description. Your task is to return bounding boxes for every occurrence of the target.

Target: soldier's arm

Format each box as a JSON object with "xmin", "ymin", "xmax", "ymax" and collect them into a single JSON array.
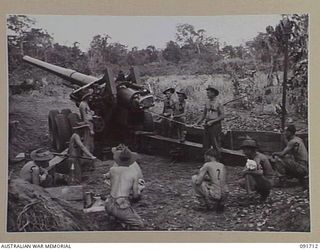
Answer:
[
  {"xmin": 74, "ymin": 135, "xmax": 96, "ymax": 159},
  {"xmin": 274, "ymin": 140, "xmax": 295, "ymax": 157},
  {"xmin": 217, "ymin": 103, "xmax": 225, "ymax": 121},
  {"xmin": 132, "ymin": 177, "xmax": 141, "ymax": 200},
  {"xmin": 79, "ymin": 102, "xmax": 86, "ymax": 120},
  {"xmin": 261, "ymin": 156, "xmax": 274, "ymax": 176},
  {"xmin": 195, "ymin": 164, "xmax": 208, "ymax": 185}
]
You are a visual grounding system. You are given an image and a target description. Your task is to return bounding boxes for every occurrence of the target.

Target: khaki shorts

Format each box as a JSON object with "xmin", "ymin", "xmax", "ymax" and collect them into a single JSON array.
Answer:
[{"xmin": 105, "ymin": 196, "xmax": 144, "ymax": 228}]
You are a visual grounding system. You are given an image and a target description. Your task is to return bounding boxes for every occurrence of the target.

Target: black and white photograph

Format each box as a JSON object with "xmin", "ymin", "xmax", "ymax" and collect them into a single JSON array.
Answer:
[{"xmin": 7, "ymin": 14, "xmax": 310, "ymax": 232}]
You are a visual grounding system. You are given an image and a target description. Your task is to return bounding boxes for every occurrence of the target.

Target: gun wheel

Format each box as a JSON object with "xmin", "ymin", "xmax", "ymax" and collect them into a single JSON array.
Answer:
[
  {"xmin": 55, "ymin": 114, "xmax": 72, "ymax": 152},
  {"xmin": 67, "ymin": 113, "xmax": 81, "ymax": 133},
  {"xmin": 61, "ymin": 108, "xmax": 71, "ymax": 117}
]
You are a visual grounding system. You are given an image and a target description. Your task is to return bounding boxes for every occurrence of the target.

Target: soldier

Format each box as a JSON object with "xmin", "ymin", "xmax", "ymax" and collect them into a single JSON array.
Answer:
[
  {"xmin": 68, "ymin": 122, "xmax": 97, "ymax": 184},
  {"xmin": 271, "ymin": 125, "xmax": 309, "ymax": 188},
  {"xmin": 172, "ymin": 90, "xmax": 187, "ymax": 142},
  {"xmin": 161, "ymin": 87, "xmax": 175, "ymax": 137},
  {"xmin": 126, "ymin": 67, "xmax": 137, "ymax": 83},
  {"xmin": 79, "ymin": 92, "xmax": 95, "ymax": 153},
  {"xmin": 115, "ymin": 70, "xmax": 126, "ymax": 82},
  {"xmin": 195, "ymin": 85, "xmax": 225, "ymax": 152},
  {"xmin": 104, "ymin": 146, "xmax": 144, "ymax": 230},
  {"xmin": 191, "ymin": 148, "xmax": 228, "ymax": 212},
  {"xmin": 20, "ymin": 148, "xmax": 53, "ymax": 186},
  {"xmin": 239, "ymin": 138, "xmax": 275, "ymax": 202},
  {"xmin": 108, "ymin": 144, "xmax": 145, "ymax": 192}
]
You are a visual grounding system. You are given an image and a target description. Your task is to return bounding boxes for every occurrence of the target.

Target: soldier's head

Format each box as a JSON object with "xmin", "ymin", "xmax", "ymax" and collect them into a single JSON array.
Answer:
[
  {"xmin": 30, "ymin": 148, "xmax": 54, "ymax": 168},
  {"xmin": 240, "ymin": 138, "xmax": 258, "ymax": 159},
  {"xmin": 206, "ymin": 85, "xmax": 219, "ymax": 99},
  {"xmin": 163, "ymin": 88, "xmax": 175, "ymax": 98},
  {"xmin": 285, "ymin": 124, "xmax": 296, "ymax": 139},
  {"xmin": 204, "ymin": 148, "xmax": 221, "ymax": 162},
  {"xmin": 112, "ymin": 144, "xmax": 139, "ymax": 167}
]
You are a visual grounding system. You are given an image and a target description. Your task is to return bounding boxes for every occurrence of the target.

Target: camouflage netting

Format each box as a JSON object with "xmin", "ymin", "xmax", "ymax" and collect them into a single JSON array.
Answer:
[{"xmin": 7, "ymin": 178, "xmax": 98, "ymax": 232}]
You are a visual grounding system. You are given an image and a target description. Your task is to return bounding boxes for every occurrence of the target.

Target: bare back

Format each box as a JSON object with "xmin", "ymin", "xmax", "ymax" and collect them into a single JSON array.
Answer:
[
  {"xmin": 201, "ymin": 161, "xmax": 228, "ymax": 193},
  {"xmin": 109, "ymin": 166, "xmax": 140, "ymax": 198}
]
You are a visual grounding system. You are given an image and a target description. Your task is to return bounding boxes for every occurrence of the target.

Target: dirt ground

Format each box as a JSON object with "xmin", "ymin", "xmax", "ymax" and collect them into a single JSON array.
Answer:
[{"xmin": 8, "ymin": 77, "xmax": 310, "ymax": 232}]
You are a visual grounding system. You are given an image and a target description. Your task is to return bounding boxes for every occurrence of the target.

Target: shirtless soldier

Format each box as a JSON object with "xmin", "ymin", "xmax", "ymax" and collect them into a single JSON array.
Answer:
[
  {"xmin": 195, "ymin": 85, "xmax": 225, "ymax": 152},
  {"xmin": 191, "ymin": 148, "xmax": 228, "ymax": 212},
  {"xmin": 105, "ymin": 146, "xmax": 144, "ymax": 229},
  {"xmin": 271, "ymin": 125, "xmax": 309, "ymax": 188},
  {"xmin": 69, "ymin": 122, "xmax": 97, "ymax": 183},
  {"xmin": 79, "ymin": 92, "xmax": 95, "ymax": 153},
  {"xmin": 161, "ymin": 87, "xmax": 175, "ymax": 137}
]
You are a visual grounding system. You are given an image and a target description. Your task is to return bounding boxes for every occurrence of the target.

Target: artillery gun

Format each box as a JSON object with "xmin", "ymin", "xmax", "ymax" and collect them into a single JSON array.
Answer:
[{"xmin": 23, "ymin": 56, "xmax": 155, "ymax": 153}]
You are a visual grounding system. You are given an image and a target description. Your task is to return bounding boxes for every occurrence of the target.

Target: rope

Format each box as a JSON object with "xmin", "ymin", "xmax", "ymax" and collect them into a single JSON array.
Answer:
[
  {"xmin": 145, "ymin": 110, "xmax": 191, "ymax": 126},
  {"xmin": 146, "ymin": 95, "xmax": 248, "ymax": 127}
]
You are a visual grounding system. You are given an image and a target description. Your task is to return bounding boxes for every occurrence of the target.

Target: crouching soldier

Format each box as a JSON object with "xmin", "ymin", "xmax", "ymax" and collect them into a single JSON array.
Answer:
[
  {"xmin": 191, "ymin": 148, "xmax": 228, "ymax": 212},
  {"xmin": 271, "ymin": 125, "xmax": 309, "ymax": 189},
  {"xmin": 239, "ymin": 138, "xmax": 275, "ymax": 202},
  {"xmin": 104, "ymin": 146, "xmax": 144, "ymax": 230},
  {"xmin": 20, "ymin": 148, "xmax": 54, "ymax": 187}
]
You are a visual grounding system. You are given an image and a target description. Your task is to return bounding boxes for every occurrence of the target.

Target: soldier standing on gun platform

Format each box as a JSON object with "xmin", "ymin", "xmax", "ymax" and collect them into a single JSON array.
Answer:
[
  {"xmin": 161, "ymin": 87, "xmax": 175, "ymax": 137},
  {"xmin": 195, "ymin": 85, "xmax": 225, "ymax": 152},
  {"xmin": 79, "ymin": 91, "xmax": 95, "ymax": 153},
  {"xmin": 69, "ymin": 122, "xmax": 97, "ymax": 184},
  {"xmin": 173, "ymin": 90, "xmax": 188, "ymax": 142}
]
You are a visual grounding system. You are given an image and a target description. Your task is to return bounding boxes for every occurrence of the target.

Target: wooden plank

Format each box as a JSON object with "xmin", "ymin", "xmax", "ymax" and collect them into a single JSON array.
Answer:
[
  {"xmin": 45, "ymin": 185, "xmax": 83, "ymax": 201},
  {"xmin": 152, "ymin": 121, "xmax": 308, "ymax": 153},
  {"xmin": 135, "ymin": 134, "xmax": 246, "ymax": 167},
  {"xmin": 47, "ymin": 148, "xmax": 68, "ymax": 171}
]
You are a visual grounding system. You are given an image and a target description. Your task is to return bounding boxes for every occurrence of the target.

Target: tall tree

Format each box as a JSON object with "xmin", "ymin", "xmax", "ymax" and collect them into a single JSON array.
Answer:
[{"xmin": 175, "ymin": 23, "xmax": 215, "ymax": 54}]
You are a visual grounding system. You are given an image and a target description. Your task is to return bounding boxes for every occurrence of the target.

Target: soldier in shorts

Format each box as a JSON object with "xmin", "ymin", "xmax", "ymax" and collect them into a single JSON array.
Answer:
[
  {"xmin": 104, "ymin": 146, "xmax": 144, "ymax": 229},
  {"xmin": 239, "ymin": 138, "xmax": 275, "ymax": 202},
  {"xmin": 172, "ymin": 90, "xmax": 188, "ymax": 142},
  {"xmin": 191, "ymin": 148, "xmax": 228, "ymax": 212},
  {"xmin": 160, "ymin": 87, "xmax": 175, "ymax": 137},
  {"xmin": 271, "ymin": 125, "xmax": 309, "ymax": 188},
  {"xmin": 195, "ymin": 85, "xmax": 225, "ymax": 152}
]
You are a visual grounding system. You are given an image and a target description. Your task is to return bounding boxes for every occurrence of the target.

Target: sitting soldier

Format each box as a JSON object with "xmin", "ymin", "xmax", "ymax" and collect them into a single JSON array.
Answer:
[
  {"xmin": 239, "ymin": 138, "xmax": 275, "ymax": 202},
  {"xmin": 271, "ymin": 125, "xmax": 309, "ymax": 189},
  {"xmin": 108, "ymin": 144, "xmax": 145, "ymax": 195},
  {"xmin": 20, "ymin": 148, "xmax": 54, "ymax": 187},
  {"xmin": 191, "ymin": 148, "xmax": 228, "ymax": 212},
  {"xmin": 104, "ymin": 146, "xmax": 144, "ymax": 230}
]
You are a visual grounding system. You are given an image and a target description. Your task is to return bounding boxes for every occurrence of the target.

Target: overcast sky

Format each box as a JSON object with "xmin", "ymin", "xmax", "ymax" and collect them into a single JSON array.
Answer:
[{"xmin": 26, "ymin": 15, "xmax": 282, "ymax": 51}]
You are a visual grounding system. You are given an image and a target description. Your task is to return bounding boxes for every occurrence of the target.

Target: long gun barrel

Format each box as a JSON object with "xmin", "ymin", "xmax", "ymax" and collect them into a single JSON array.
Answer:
[{"xmin": 22, "ymin": 56, "xmax": 98, "ymax": 87}]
